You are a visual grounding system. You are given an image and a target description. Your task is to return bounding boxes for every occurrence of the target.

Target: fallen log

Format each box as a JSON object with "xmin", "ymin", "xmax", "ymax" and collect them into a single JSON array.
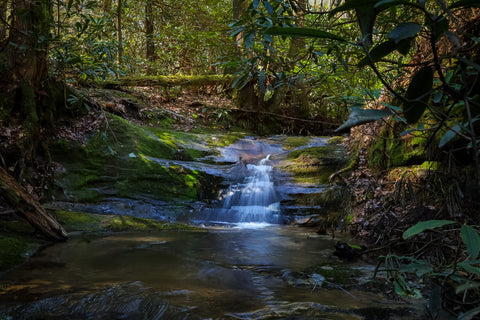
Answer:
[
  {"xmin": 0, "ymin": 166, "xmax": 67, "ymax": 241},
  {"xmin": 92, "ymin": 74, "xmax": 232, "ymax": 89}
]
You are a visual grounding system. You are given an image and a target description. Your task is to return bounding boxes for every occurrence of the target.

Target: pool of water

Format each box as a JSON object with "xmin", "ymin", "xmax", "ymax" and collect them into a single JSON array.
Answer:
[{"xmin": 0, "ymin": 226, "xmax": 424, "ymax": 319}]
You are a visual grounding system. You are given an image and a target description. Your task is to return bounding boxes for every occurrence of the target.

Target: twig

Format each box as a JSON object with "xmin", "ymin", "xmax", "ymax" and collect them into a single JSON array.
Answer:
[{"xmin": 324, "ymin": 280, "xmax": 359, "ymax": 300}]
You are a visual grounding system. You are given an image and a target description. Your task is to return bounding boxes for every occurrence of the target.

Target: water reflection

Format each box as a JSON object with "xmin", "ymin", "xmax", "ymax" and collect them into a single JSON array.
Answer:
[{"xmin": 0, "ymin": 226, "xmax": 424, "ymax": 319}]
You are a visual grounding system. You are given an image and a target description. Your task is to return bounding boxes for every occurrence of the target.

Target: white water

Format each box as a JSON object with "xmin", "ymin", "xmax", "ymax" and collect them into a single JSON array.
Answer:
[{"xmin": 203, "ymin": 155, "xmax": 282, "ymax": 226}]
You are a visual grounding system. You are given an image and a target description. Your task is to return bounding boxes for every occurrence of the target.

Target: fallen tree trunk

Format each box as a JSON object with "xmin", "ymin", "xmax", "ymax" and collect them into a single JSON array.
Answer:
[
  {"xmin": 0, "ymin": 166, "xmax": 67, "ymax": 241},
  {"xmin": 92, "ymin": 74, "xmax": 232, "ymax": 89}
]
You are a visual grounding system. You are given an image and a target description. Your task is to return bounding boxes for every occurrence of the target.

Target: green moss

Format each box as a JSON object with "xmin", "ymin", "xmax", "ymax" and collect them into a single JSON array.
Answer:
[
  {"xmin": 53, "ymin": 210, "xmax": 104, "ymax": 232},
  {"xmin": 419, "ymin": 161, "xmax": 439, "ymax": 170},
  {"xmin": 53, "ymin": 210, "xmax": 199, "ymax": 232},
  {"xmin": 282, "ymin": 136, "xmax": 311, "ymax": 149},
  {"xmin": 111, "ymin": 157, "xmax": 202, "ymax": 200},
  {"xmin": 312, "ymin": 264, "xmax": 362, "ymax": 285},
  {"xmin": 327, "ymin": 136, "xmax": 346, "ymax": 145},
  {"xmin": 0, "ymin": 237, "xmax": 30, "ymax": 271},
  {"xmin": 0, "ymin": 221, "xmax": 42, "ymax": 272},
  {"xmin": 95, "ymin": 75, "xmax": 232, "ymax": 88},
  {"xmin": 283, "ymin": 146, "xmax": 348, "ymax": 184},
  {"xmin": 105, "ymin": 215, "xmax": 198, "ymax": 232},
  {"xmin": 287, "ymin": 145, "xmax": 345, "ymax": 160},
  {"xmin": 51, "ymin": 114, "xmax": 227, "ymax": 202},
  {"xmin": 367, "ymin": 122, "xmax": 428, "ymax": 170}
]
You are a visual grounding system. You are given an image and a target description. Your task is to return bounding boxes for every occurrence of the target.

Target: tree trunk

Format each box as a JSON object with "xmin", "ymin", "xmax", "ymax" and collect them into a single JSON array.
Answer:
[
  {"xmin": 232, "ymin": 0, "xmax": 244, "ymax": 54},
  {"xmin": 145, "ymin": 0, "xmax": 155, "ymax": 62},
  {"xmin": 288, "ymin": 0, "xmax": 306, "ymax": 58},
  {"xmin": 103, "ymin": 0, "xmax": 113, "ymax": 12},
  {"xmin": 0, "ymin": 0, "xmax": 69, "ymax": 240},
  {"xmin": 95, "ymin": 74, "xmax": 230, "ymax": 86},
  {"xmin": 9, "ymin": 0, "xmax": 50, "ymax": 87},
  {"xmin": 268, "ymin": 0, "xmax": 309, "ymax": 117},
  {"xmin": 0, "ymin": 166, "xmax": 67, "ymax": 241},
  {"xmin": 117, "ymin": 0, "xmax": 123, "ymax": 64},
  {"xmin": 0, "ymin": 0, "xmax": 8, "ymax": 42},
  {"xmin": 145, "ymin": 0, "xmax": 156, "ymax": 75}
]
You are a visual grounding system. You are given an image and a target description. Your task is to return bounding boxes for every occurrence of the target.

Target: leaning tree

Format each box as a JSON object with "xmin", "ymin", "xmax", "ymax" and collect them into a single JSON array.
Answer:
[{"xmin": 0, "ymin": 0, "xmax": 70, "ymax": 241}]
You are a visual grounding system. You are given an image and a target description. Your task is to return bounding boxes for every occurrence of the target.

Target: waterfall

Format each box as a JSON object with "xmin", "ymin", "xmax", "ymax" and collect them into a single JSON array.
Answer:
[{"xmin": 203, "ymin": 155, "xmax": 282, "ymax": 226}]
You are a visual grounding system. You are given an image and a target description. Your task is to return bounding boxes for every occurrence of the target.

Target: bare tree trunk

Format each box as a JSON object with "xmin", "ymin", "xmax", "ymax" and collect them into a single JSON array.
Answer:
[
  {"xmin": 103, "ymin": 0, "xmax": 112, "ymax": 12},
  {"xmin": 5, "ymin": 0, "xmax": 51, "ymax": 129},
  {"xmin": 267, "ymin": 0, "xmax": 308, "ymax": 116},
  {"xmin": 232, "ymin": 0, "xmax": 258, "ymax": 111},
  {"xmin": 116, "ymin": 0, "xmax": 123, "ymax": 64},
  {"xmin": 145, "ymin": 0, "xmax": 155, "ymax": 74},
  {"xmin": 288, "ymin": 0, "xmax": 306, "ymax": 58},
  {"xmin": 0, "ymin": 0, "xmax": 70, "ymax": 241},
  {"xmin": 0, "ymin": 166, "xmax": 68, "ymax": 241},
  {"xmin": 0, "ymin": 0, "xmax": 8, "ymax": 42},
  {"xmin": 232, "ymin": 0, "xmax": 243, "ymax": 54}
]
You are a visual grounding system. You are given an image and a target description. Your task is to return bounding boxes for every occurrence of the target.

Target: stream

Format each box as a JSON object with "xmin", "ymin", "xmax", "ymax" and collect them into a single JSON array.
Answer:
[{"xmin": 0, "ymin": 137, "xmax": 426, "ymax": 319}]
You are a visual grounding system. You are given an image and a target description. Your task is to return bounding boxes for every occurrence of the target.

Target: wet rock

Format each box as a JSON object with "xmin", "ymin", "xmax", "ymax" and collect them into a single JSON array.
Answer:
[{"xmin": 333, "ymin": 241, "xmax": 366, "ymax": 260}]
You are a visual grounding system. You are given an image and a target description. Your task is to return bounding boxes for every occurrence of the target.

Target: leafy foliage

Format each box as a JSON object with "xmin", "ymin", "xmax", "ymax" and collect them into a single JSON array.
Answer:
[{"xmin": 267, "ymin": 0, "xmax": 480, "ymax": 181}]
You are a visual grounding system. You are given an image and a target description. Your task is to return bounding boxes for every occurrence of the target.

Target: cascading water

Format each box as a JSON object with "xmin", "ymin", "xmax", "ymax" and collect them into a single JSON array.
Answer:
[{"xmin": 202, "ymin": 155, "xmax": 282, "ymax": 226}]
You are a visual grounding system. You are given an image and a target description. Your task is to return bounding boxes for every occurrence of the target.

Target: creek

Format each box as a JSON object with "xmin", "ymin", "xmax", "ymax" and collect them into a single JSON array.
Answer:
[{"xmin": 0, "ymin": 136, "xmax": 425, "ymax": 319}]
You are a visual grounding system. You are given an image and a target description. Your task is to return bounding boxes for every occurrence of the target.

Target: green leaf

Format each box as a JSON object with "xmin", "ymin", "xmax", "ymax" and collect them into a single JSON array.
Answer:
[
  {"xmin": 348, "ymin": 244, "xmax": 362, "ymax": 250},
  {"xmin": 387, "ymin": 22, "xmax": 422, "ymax": 44},
  {"xmin": 458, "ymin": 306, "xmax": 480, "ymax": 320},
  {"xmin": 263, "ymin": 0, "xmax": 274, "ymax": 15},
  {"xmin": 393, "ymin": 277, "xmax": 409, "ymax": 296},
  {"xmin": 456, "ymin": 280, "xmax": 480, "ymax": 294},
  {"xmin": 334, "ymin": 106, "xmax": 391, "ymax": 132},
  {"xmin": 355, "ymin": 3, "xmax": 377, "ymax": 48},
  {"xmin": 399, "ymin": 261, "xmax": 433, "ymax": 277},
  {"xmin": 358, "ymin": 40, "xmax": 397, "ymax": 67},
  {"xmin": 458, "ymin": 57, "xmax": 480, "ymax": 73},
  {"xmin": 459, "ymin": 261, "xmax": 480, "ymax": 277},
  {"xmin": 461, "ymin": 225, "xmax": 480, "ymax": 259},
  {"xmin": 259, "ymin": 70, "xmax": 266, "ymax": 93},
  {"xmin": 374, "ymin": 0, "xmax": 397, "ymax": 8},
  {"xmin": 403, "ymin": 66, "xmax": 434, "ymax": 124},
  {"xmin": 403, "ymin": 220, "xmax": 456, "ymax": 239},
  {"xmin": 396, "ymin": 38, "xmax": 413, "ymax": 55},
  {"xmin": 439, "ymin": 123, "xmax": 461, "ymax": 148},
  {"xmin": 265, "ymin": 27, "xmax": 347, "ymax": 42}
]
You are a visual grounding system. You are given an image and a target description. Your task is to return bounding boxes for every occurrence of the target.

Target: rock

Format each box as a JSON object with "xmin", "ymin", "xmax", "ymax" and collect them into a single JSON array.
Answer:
[{"xmin": 333, "ymin": 241, "xmax": 366, "ymax": 260}]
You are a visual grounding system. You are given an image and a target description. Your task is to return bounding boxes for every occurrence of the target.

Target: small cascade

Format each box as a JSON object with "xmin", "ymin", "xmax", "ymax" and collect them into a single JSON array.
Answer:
[{"xmin": 203, "ymin": 155, "xmax": 282, "ymax": 225}]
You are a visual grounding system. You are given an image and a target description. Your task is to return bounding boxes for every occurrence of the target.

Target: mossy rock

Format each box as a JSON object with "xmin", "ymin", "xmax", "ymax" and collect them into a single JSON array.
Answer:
[
  {"xmin": 0, "ymin": 237, "xmax": 31, "ymax": 271},
  {"xmin": 281, "ymin": 136, "xmax": 312, "ymax": 149},
  {"xmin": 287, "ymin": 145, "xmax": 346, "ymax": 163},
  {"xmin": 50, "ymin": 114, "xmax": 225, "ymax": 203},
  {"xmin": 283, "ymin": 145, "xmax": 348, "ymax": 184},
  {"xmin": 311, "ymin": 264, "xmax": 362, "ymax": 285},
  {"xmin": 386, "ymin": 161, "xmax": 440, "ymax": 181},
  {"xmin": 367, "ymin": 122, "xmax": 429, "ymax": 170},
  {"xmin": 52, "ymin": 210, "xmax": 199, "ymax": 232},
  {"xmin": 0, "ymin": 221, "xmax": 44, "ymax": 272}
]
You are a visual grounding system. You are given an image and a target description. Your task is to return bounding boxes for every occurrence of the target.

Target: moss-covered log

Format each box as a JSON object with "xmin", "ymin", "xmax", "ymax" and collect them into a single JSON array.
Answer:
[
  {"xmin": 0, "ymin": 166, "xmax": 67, "ymax": 241},
  {"xmin": 93, "ymin": 75, "xmax": 232, "ymax": 89}
]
